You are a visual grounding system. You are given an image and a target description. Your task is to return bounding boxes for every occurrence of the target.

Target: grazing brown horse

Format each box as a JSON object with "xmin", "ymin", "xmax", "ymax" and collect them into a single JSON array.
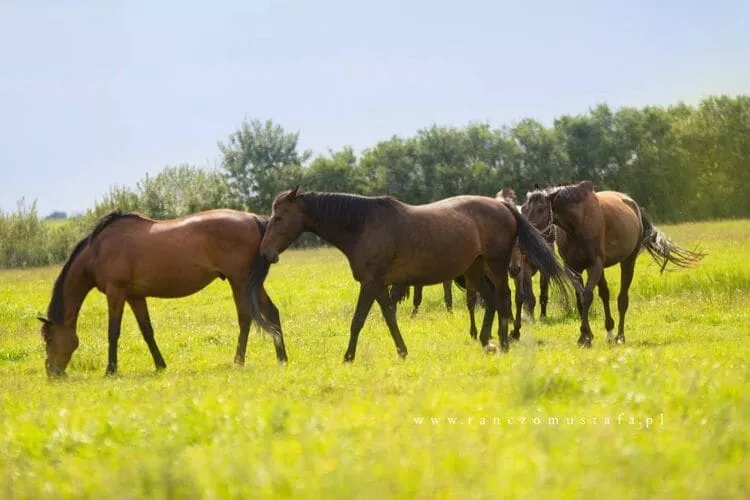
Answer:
[
  {"xmin": 496, "ymin": 187, "xmax": 557, "ymax": 339},
  {"xmin": 389, "ymin": 281, "xmax": 453, "ymax": 316},
  {"xmin": 38, "ymin": 209, "xmax": 287, "ymax": 377},
  {"xmin": 523, "ymin": 181, "xmax": 704, "ymax": 346},
  {"xmin": 248, "ymin": 187, "xmax": 572, "ymax": 361}
]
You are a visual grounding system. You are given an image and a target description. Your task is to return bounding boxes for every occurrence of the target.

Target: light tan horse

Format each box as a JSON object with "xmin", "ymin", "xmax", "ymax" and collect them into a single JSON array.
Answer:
[
  {"xmin": 249, "ymin": 187, "xmax": 573, "ymax": 360},
  {"xmin": 523, "ymin": 181, "xmax": 704, "ymax": 346},
  {"xmin": 38, "ymin": 209, "xmax": 286, "ymax": 377}
]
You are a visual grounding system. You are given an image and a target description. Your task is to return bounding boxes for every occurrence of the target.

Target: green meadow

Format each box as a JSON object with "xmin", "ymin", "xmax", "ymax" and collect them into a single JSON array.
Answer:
[{"xmin": 1, "ymin": 219, "xmax": 748, "ymax": 498}]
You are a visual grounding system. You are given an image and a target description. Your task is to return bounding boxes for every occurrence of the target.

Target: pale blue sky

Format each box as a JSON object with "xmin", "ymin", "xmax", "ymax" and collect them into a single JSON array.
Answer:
[{"xmin": 1, "ymin": 0, "xmax": 748, "ymax": 215}]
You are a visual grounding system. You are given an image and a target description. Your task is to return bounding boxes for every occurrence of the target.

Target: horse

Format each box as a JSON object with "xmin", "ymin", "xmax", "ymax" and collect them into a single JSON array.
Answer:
[
  {"xmin": 37, "ymin": 209, "xmax": 287, "ymax": 377},
  {"xmin": 495, "ymin": 187, "xmax": 557, "ymax": 339},
  {"xmin": 248, "ymin": 186, "xmax": 573, "ymax": 361},
  {"xmin": 522, "ymin": 181, "xmax": 705, "ymax": 346},
  {"xmin": 389, "ymin": 281, "xmax": 453, "ymax": 316}
]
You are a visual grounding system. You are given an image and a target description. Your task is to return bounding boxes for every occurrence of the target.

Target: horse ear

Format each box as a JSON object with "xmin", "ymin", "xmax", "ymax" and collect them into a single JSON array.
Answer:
[
  {"xmin": 37, "ymin": 316, "xmax": 52, "ymax": 325},
  {"xmin": 534, "ymin": 183, "xmax": 540, "ymax": 190},
  {"xmin": 289, "ymin": 185, "xmax": 301, "ymax": 200}
]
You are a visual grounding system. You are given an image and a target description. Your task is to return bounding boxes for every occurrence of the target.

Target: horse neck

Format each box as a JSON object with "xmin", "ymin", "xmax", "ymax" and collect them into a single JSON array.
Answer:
[
  {"xmin": 305, "ymin": 215, "xmax": 357, "ymax": 256},
  {"xmin": 301, "ymin": 194, "xmax": 363, "ymax": 255},
  {"xmin": 58, "ymin": 249, "xmax": 95, "ymax": 328}
]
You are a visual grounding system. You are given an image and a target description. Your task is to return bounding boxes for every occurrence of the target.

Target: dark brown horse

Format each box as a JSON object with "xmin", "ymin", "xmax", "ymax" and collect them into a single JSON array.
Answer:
[
  {"xmin": 389, "ymin": 281, "xmax": 453, "ymax": 316},
  {"xmin": 38, "ymin": 209, "xmax": 286, "ymax": 377},
  {"xmin": 248, "ymin": 187, "xmax": 572, "ymax": 360},
  {"xmin": 496, "ymin": 187, "xmax": 557, "ymax": 339},
  {"xmin": 523, "ymin": 181, "xmax": 705, "ymax": 346}
]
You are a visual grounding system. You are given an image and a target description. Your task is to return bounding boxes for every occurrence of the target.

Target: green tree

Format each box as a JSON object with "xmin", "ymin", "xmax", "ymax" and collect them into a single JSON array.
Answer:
[
  {"xmin": 304, "ymin": 147, "xmax": 364, "ymax": 193},
  {"xmin": 219, "ymin": 119, "xmax": 311, "ymax": 212}
]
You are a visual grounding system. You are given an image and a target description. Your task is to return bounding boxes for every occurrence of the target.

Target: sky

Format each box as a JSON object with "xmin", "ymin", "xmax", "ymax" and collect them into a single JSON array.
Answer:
[{"xmin": 1, "ymin": 0, "xmax": 748, "ymax": 216}]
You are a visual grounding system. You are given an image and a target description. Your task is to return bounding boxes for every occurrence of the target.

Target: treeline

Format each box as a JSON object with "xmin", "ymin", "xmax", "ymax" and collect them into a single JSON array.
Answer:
[{"xmin": 1, "ymin": 95, "xmax": 748, "ymax": 268}]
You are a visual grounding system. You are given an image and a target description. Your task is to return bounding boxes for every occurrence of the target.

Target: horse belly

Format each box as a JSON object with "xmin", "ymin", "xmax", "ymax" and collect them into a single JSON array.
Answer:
[
  {"xmin": 128, "ymin": 264, "xmax": 219, "ymax": 298},
  {"xmin": 385, "ymin": 246, "xmax": 478, "ymax": 285}
]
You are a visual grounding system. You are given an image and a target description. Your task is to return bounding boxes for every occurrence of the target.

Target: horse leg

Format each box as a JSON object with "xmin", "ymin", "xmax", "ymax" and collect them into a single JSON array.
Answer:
[
  {"xmin": 489, "ymin": 263, "xmax": 512, "ymax": 352},
  {"xmin": 374, "ymin": 284, "xmax": 409, "ymax": 359},
  {"xmin": 105, "ymin": 288, "xmax": 126, "ymax": 375},
  {"xmin": 230, "ymin": 282, "xmax": 252, "ymax": 365},
  {"xmin": 523, "ymin": 269, "xmax": 536, "ymax": 322},
  {"xmin": 616, "ymin": 252, "xmax": 638, "ymax": 345},
  {"xmin": 539, "ymin": 272, "xmax": 550, "ymax": 318},
  {"xmin": 233, "ymin": 278, "xmax": 288, "ymax": 364},
  {"xmin": 344, "ymin": 283, "xmax": 378, "ymax": 362},
  {"xmin": 578, "ymin": 260, "xmax": 603, "ymax": 348},
  {"xmin": 472, "ymin": 273, "xmax": 497, "ymax": 348},
  {"xmin": 466, "ymin": 288, "xmax": 478, "ymax": 339},
  {"xmin": 443, "ymin": 280, "xmax": 453, "ymax": 312},
  {"xmin": 597, "ymin": 274, "xmax": 616, "ymax": 344},
  {"xmin": 511, "ymin": 274, "xmax": 523, "ymax": 341},
  {"xmin": 127, "ymin": 297, "xmax": 167, "ymax": 371},
  {"xmin": 411, "ymin": 286, "xmax": 423, "ymax": 317},
  {"xmin": 262, "ymin": 290, "xmax": 288, "ymax": 362}
]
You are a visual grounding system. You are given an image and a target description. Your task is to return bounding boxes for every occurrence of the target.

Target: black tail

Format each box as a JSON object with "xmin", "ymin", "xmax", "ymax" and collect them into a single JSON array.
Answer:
[
  {"xmin": 247, "ymin": 215, "xmax": 282, "ymax": 341},
  {"xmin": 500, "ymin": 201, "xmax": 576, "ymax": 308},
  {"xmin": 640, "ymin": 210, "xmax": 705, "ymax": 272}
]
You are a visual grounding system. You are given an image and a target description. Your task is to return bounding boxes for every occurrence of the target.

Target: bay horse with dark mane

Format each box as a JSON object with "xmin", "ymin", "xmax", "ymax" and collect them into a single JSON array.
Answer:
[
  {"xmin": 248, "ymin": 187, "xmax": 573, "ymax": 361},
  {"xmin": 38, "ymin": 209, "xmax": 287, "ymax": 377},
  {"xmin": 523, "ymin": 181, "xmax": 705, "ymax": 346},
  {"xmin": 495, "ymin": 187, "xmax": 557, "ymax": 339}
]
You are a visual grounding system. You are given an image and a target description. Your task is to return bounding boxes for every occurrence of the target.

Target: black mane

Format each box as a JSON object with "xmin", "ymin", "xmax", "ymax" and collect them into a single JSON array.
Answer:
[
  {"xmin": 46, "ymin": 210, "xmax": 142, "ymax": 323},
  {"xmin": 300, "ymin": 192, "xmax": 400, "ymax": 234}
]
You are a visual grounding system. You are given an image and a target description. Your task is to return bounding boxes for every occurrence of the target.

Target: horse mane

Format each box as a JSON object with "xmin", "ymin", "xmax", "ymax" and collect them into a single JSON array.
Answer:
[
  {"xmin": 545, "ymin": 181, "xmax": 594, "ymax": 208},
  {"xmin": 524, "ymin": 189, "xmax": 548, "ymax": 207},
  {"xmin": 496, "ymin": 187, "xmax": 517, "ymax": 204},
  {"xmin": 47, "ymin": 210, "xmax": 142, "ymax": 323},
  {"xmin": 299, "ymin": 192, "xmax": 400, "ymax": 233}
]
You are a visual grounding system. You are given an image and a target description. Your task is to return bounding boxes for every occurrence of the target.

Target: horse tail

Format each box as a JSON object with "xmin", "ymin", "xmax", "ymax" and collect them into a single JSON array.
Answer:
[
  {"xmin": 500, "ymin": 201, "xmax": 577, "ymax": 307},
  {"xmin": 639, "ymin": 210, "xmax": 705, "ymax": 272},
  {"xmin": 246, "ymin": 216, "xmax": 283, "ymax": 341}
]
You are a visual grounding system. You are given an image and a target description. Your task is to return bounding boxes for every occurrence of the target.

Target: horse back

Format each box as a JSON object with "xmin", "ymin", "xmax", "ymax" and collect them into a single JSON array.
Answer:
[
  {"xmin": 362, "ymin": 196, "xmax": 515, "ymax": 285},
  {"xmin": 89, "ymin": 209, "xmax": 264, "ymax": 297}
]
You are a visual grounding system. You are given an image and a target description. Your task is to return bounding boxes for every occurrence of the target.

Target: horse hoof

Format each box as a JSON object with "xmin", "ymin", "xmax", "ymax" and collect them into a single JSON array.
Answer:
[
  {"xmin": 483, "ymin": 343, "xmax": 498, "ymax": 354},
  {"xmin": 606, "ymin": 330, "xmax": 617, "ymax": 344},
  {"xmin": 616, "ymin": 337, "xmax": 625, "ymax": 345}
]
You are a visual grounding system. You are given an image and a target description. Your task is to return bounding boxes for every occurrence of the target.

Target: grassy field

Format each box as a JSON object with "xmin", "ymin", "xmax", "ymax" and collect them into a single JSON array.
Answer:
[{"xmin": 1, "ymin": 219, "xmax": 749, "ymax": 498}]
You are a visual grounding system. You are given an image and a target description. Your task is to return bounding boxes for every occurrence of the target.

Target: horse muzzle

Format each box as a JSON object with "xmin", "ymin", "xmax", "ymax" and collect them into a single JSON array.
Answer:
[{"xmin": 509, "ymin": 263, "xmax": 521, "ymax": 277}]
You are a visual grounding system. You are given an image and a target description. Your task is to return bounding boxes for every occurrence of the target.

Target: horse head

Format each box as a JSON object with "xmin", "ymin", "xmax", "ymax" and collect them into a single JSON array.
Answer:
[{"xmin": 260, "ymin": 186, "xmax": 307, "ymax": 263}]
